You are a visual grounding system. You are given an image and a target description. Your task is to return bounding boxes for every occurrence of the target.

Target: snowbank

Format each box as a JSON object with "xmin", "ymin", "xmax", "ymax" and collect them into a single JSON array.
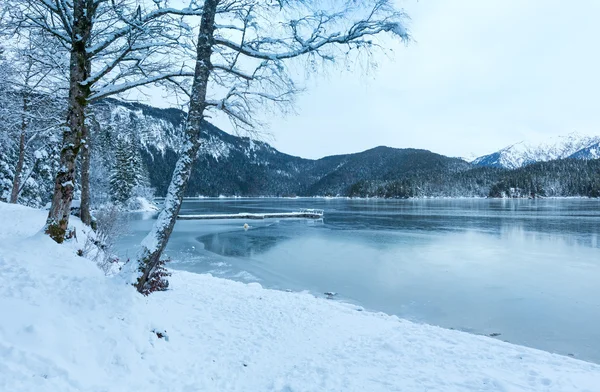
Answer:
[{"xmin": 1, "ymin": 202, "xmax": 599, "ymax": 392}]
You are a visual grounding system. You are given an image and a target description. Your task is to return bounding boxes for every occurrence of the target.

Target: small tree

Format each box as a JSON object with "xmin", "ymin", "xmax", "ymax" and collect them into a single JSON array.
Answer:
[
  {"xmin": 109, "ymin": 136, "xmax": 135, "ymax": 204},
  {"xmin": 109, "ymin": 134, "xmax": 145, "ymax": 204},
  {"xmin": 135, "ymin": 0, "xmax": 410, "ymax": 292}
]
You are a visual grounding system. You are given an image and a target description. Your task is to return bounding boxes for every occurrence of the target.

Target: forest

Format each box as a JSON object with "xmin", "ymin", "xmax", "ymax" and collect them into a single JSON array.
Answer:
[{"xmin": 347, "ymin": 159, "xmax": 600, "ymax": 199}]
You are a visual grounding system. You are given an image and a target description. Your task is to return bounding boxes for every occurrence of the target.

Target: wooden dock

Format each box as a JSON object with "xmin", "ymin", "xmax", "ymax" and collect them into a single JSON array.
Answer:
[{"xmin": 177, "ymin": 209, "xmax": 324, "ymax": 220}]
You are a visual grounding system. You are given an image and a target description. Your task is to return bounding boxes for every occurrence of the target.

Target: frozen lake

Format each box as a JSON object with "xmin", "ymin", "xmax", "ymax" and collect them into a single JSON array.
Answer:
[{"xmin": 115, "ymin": 198, "xmax": 600, "ymax": 363}]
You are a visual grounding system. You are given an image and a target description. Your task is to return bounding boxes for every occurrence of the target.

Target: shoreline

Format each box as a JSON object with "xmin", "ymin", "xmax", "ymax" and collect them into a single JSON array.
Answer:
[
  {"xmin": 165, "ymin": 195, "xmax": 598, "ymax": 201},
  {"xmin": 1, "ymin": 201, "xmax": 600, "ymax": 391}
]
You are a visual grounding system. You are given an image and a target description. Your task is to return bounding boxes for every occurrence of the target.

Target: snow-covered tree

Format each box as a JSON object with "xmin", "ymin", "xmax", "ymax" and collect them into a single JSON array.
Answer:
[
  {"xmin": 135, "ymin": 0, "xmax": 411, "ymax": 292},
  {"xmin": 0, "ymin": 50, "xmax": 18, "ymax": 202},
  {"xmin": 0, "ymin": 36, "xmax": 64, "ymax": 206},
  {"xmin": 109, "ymin": 137, "xmax": 133, "ymax": 204},
  {"xmin": 109, "ymin": 135, "xmax": 146, "ymax": 204},
  {"xmin": 7, "ymin": 0, "xmax": 195, "ymax": 240}
]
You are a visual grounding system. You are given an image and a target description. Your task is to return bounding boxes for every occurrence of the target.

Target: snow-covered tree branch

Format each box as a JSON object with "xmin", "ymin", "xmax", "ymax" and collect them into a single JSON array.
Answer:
[
  {"xmin": 0, "ymin": 32, "xmax": 65, "ymax": 205},
  {"xmin": 135, "ymin": 0, "xmax": 410, "ymax": 293},
  {"xmin": 4, "ymin": 0, "xmax": 201, "ymax": 238}
]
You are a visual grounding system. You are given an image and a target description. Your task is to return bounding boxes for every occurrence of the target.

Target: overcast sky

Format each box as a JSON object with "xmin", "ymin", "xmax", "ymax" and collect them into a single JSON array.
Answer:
[{"xmin": 148, "ymin": 0, "xmax": 600, "ymax": 160}]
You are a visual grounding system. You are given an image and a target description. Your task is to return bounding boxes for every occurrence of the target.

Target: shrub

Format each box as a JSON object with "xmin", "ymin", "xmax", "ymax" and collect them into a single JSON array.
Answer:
[{"xmin": 136, "ymin": 258, "xmax": 171, "ymax": 296}]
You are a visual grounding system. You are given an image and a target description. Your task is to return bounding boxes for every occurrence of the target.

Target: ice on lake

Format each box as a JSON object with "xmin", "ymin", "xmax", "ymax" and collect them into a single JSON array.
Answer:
[{"xmin": 115, "ymin": 198, "xmax": 600, "ymax": 363}]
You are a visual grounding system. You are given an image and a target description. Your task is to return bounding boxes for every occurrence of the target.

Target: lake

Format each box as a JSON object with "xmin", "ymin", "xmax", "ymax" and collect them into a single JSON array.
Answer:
[{"xmin": 115, "ymin": 198, "xmax": 600, "ymax": 363}]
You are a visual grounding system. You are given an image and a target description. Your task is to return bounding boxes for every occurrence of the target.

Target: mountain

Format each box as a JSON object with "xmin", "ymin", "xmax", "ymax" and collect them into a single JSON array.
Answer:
[
  {"xmin": 569, "ymin": 141, "xmax": 600, "ymax": 160},
  {"xmin": 91, "ymin": 99, "xmax": 307, "ymax": 197},
  {"xmin": 472, "ymin": 132, "xmax": 600, "ymax": 169},
  {"xmin": 486, "ymin": 159, "xmax": 600, "ymax": 198},
  {"xmin": 303, "ymin": 147, "xmax": 471, "ymax": 196},
  {"xmin": 89, "ymin": 100, "xmax": 600, "ymax": 199},
  {"xmin": 88, "ymin": 99, "xmax": 474, "ymax": 197},
  {"xmin": 2, "ymin": 96, "xmax": 599, "ymax": 206},
  {"xmin": 350, "ymin": 158, "xmax": 600, "ymax": 199}
]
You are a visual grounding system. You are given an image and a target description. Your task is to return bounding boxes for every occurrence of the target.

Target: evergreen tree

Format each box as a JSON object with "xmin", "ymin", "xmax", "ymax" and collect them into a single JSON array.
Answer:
[
  {"xmin": 109, "ymin": 134, "xmax": 149, "ymax": 205},
  {"xmin": 0, "ymin": 146, "xmax": 16, "ymax": 202},
  {"xmin": 109, "ymin": 137, "xmax": 137, "ymax": 204}
]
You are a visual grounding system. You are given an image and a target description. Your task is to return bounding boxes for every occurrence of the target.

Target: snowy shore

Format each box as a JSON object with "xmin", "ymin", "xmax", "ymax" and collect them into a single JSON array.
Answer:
[
  {"xmin": 179, "ymin": 195, "xmax": 598, "ymax": 201},
  {"xmin": 1, "ymin": 202, "xmax": 599, "ymax": 391}
]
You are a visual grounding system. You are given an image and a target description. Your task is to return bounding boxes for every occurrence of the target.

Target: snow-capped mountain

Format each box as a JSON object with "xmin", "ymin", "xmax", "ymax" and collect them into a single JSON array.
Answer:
[
  {"xmin": 569, "ymin": 141, "xmax": 600, "ymax": 160},
  {"xmin": 472, "ymin": 132, "xmax": 600, "ymax": 169}
]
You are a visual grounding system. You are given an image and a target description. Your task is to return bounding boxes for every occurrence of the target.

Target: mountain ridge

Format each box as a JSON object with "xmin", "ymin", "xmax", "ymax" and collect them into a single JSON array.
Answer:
[
  {"xmin": 4, "ymin": 97, "xmax": 598, "ymax": 209},
  {"xmin": 89, "ymin": 99, "xmax": 600, "ymax": 199},
  {"xmin": 472, "ymin": 132, "xmax": 600, "ymax": 169},
  {"xmin": 91, "ymin": 100, "xmax": 475, "ymax": 197},
  {"xmin": 96, "ymin": 99, "xmax": 600, "ymax": 171}
]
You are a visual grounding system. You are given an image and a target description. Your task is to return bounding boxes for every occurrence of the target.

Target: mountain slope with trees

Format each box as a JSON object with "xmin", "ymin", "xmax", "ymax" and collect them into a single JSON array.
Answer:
[
  {"xmin": 99, "ymin": 102, "xmax": 598, "ymax": 199},
  {"xmin": 85, "ymin": 100, "xmax": 468, "ymax": 197},
  {"xmin": 2, "ymin": 97, "xmax": 599, "ymax": 203},
  {"xmin": 92, "ymin": 101, "xmax": 600, "ymax": 199},
  {"xmin": 88, "ymin": 101, "xmax": 476, "ymax": 197}
]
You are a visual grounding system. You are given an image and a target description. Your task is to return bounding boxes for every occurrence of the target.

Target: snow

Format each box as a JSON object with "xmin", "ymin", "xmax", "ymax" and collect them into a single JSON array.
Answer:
[
  {"xmin": 126, "ymin": 196, "xmax": 159, "ymax": 212},
  {"xmin": 104, "ymin": 105, "xmax": 180, "ymax": 156},
  {"xmin": 472, "ymin": 132, "xmax": 600, "ymax": 169},
  {"xmin": 388, "ymin": 22, "xmax": 409, "ymax": 40},
  {"xmin": 275, "ymin": 169, "xmax": 293, "ymax": 177},
  {"xmin": 199, "ymin": 135, "xmax": 231, "ymax": 161},
  {"xmin": 33, "ymin": 149, "xmax": 47, "ymax": 160},
  {"xmin": 1, "ymin": 201, "xmax": 600, "ymax": 392}
]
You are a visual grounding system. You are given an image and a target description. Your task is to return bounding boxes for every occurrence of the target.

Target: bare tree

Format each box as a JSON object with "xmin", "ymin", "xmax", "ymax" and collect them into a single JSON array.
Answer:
[
  {"xmin": 0, "ymin": 30, "xmax": 65, "ymax": 205},
  {"xmin": 8, "ymin": 0, "xmax": 196, "ymax": 240},
  {"xmin": 135, "ymin": 0, "xmax": 410, "ymax": 292},
  {"xmin": 0, "ymin": 49, "xmax": 20, "ymax": 202},
  {"xmin": 6, "ymin": 39, "xmax": 65, "ymax": 204}
]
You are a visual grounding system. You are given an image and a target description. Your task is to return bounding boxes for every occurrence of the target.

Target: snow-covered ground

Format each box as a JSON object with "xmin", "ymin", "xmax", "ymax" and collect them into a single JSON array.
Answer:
[{"xmin": 1, "ymin": 202, "xmax": 599, "ymax": 392}]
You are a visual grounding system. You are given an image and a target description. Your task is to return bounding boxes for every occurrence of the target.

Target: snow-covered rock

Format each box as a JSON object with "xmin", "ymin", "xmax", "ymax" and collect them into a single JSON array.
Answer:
[
  {"xmin": 472, "ymin": 132, "xmax": 600, "ymax": 169},
  {"xmin": 1, "ymin": 201, "xmax": 600, "ymax": 391}
]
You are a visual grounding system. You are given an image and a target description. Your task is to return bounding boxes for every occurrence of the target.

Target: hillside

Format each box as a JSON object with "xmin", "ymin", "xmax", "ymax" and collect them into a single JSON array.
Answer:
[
  {"xmin": 90, "ymin": 100, "xmax": 473, "ymax": 197},
  {"xmin": 87, "ymin": 102, "xmax": 600, "ymax": 199},
  {"xmin": 347, "ymin": 158, "xmax": 600, "ymax": 199},
  {"xmin": 304, "ymin": 147, "xmax": 471, "ymax": 196}
]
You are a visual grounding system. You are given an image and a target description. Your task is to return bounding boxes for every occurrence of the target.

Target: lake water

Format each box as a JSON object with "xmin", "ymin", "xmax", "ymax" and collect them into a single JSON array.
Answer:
[{"xmin": 115, "ymin": 198, "xmax": 600, "ymax": 363}]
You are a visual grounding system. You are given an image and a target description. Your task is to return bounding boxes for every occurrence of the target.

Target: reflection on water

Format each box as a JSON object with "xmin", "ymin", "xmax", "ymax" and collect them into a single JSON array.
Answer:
[
  {"xmin": 198, "ymin": 230, "xmax": 287, "ymax": 258},
  {"xmin": 115, "ymin": 198, "xmax": 600, "ymax": 363}
]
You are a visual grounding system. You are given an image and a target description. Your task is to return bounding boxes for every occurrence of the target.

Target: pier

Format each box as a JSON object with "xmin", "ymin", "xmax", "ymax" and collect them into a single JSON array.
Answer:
[{"xmin": 177, "ymin": 208, "xmax": 324, "ymax": 220}]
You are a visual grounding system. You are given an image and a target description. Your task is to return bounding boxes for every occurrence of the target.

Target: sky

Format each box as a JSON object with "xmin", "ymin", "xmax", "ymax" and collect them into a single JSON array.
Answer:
[{"xmin": 148, "ymin": 0, "xmax": 600, "ymax": 160}]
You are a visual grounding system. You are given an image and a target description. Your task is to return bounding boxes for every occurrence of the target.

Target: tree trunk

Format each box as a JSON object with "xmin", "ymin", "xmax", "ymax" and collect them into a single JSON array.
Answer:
[
  {"xmin": 80, "ymin": 53, "xmax": 93, "ymax": 227},
  {"xmin": 79, "ymin": 118, "xmax": 92, "ymax": 226},
  {"xmin": 135, "ymin": 0, "xmax": 219, "ymax": 293},
  {"xmin": 10, "ymin": 77, "xmax": 31, "ymax": 204},
  {"xmin": 45, "ymin": 0, "xmax": 92, "ymax": 243},
  {"xmin": 9, "ymin": 117, "xmax": 27, "ymax": 203}
]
